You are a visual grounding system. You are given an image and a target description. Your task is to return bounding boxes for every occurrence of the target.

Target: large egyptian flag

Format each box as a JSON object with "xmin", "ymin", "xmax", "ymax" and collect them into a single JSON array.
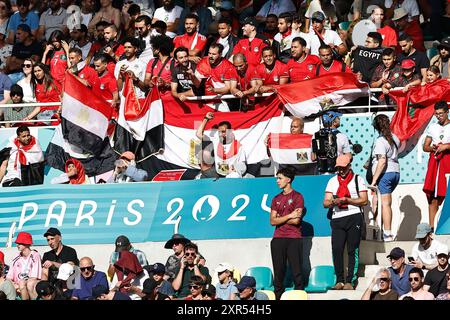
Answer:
[
  {"xmin": 275, "ymin": 73, "xmax": 369, "ymax": 117},
  {"xmin": 61, "ymin": 72, "xmax": 113, "ymax": 156},
  {"xmin": 113, "ymin": 75, "xmax": 164, "ymax": 160},
  {"xmin": 390, "ymin": 79, "xmax": 450, "ymax": 141},
  {"xmin": 268, "ymin": 133, "xmax": 313, "ymax": 164}
]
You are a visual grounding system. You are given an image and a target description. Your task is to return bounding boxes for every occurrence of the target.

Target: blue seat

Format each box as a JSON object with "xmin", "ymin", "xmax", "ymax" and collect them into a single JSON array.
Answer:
[
  {"xmin": 304, "ymin": 265, "xmax": 336, "ymax": 293},
  {"xmin": 244, "ymin": 266, "xmax": 274, "ymax": 291},
  {"xmin": 426, "ymin": 47, "xmax": 438, "ymax": 60}
]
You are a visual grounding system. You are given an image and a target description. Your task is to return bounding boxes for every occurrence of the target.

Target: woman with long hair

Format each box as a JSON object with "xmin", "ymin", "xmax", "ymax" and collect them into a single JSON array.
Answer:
[
  {"xmin": 423, "ymin": 65, "xmax": 442, "ymax": 85},
  {"xmin": 23, "ymin": 62, "xmax": 61, "ymax": 121},
  {"xmin": 16, "ymin": 58, "xmax": 36, "ymax": 102},
  {"xmin": 42, "ymin": 30, "xmax": 70, "ymax": 87},
  {"xmin": 368, "ymin": 114, "xmax": 400, "ymax": 241}
]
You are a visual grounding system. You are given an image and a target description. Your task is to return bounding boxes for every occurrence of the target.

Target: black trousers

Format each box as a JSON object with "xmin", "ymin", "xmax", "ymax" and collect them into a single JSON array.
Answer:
[
  {"xmin": 330, "ymin": 213, "xmax": 363, "ymax": 285},
  {"xmin": 270, "ymin": 237, "xmax": 303, "ymax": 300}
]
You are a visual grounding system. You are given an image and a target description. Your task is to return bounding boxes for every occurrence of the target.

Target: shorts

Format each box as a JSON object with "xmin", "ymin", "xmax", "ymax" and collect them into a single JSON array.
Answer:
[{"xmin": 378, "ymin": 172, "xmax": 400, "ymax": 195}]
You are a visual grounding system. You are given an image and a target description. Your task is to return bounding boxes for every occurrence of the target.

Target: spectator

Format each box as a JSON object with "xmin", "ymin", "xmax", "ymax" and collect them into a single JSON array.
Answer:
[
  {"xmin": 361, "ymin": 267, "xmax": 400, "ymax": 300},
  {"xmin": 270, "ymin": 166, "xmax": 304, "ymax": 299},
  {"xmin": 6, "ymin": 231, "xmax": 41, "ymax": 300},
  {"xmin": 232, "ymin": 17, "xmax": 270, "ymax": 67},
  {"xmin": 352, "ymin": 0, "xmax": 385, "ymax": 20},
  {"xmin": 6, "ymin": 0, "xmax": 38, "ymax": 45},
  {"xmin": 385, "ymin": 0, "xmax": 420, "ymax": 23},
  {"xmin": 287, "ymin": 36, "xmax": 320, "ymax": 82},
  {"xmin": 217, "ymin": 1, "xmax": 241, "ymax": 37},
  {"xmin": 16, "ymin": 58, "xmax": 35, "ymax": 103},
  {"xmin": 435, "ymin": 271, "xmax": 450, "ymax": 300},
  {"xmin": 116, "ymin": 37, "xmax": 147, "ymax": 97},
  {"xmin": 213, "ymin": 17, "xmax": 239, "ymax": 60},
  {"xmin": 304, "ymin": 0, "xmax": 338, "ymax": 32},
  {"xmin": 101, "ymin": 23, "xmax": 125, "ymax": 64},
  {"xmin": 173, "ymin": 14, "xmax": 207, "ymax": 64},
  {"xmin": 152, "ymin": 0, "xmax": 183, "ymax": 39},
  {"xmin": 170, "ymin": 46, "xmax": 201, "ymax": 102},
  {"xmin": 172, "ymin": 242, "xmax": 210, "ymax": 299},
  {"xmin": 88, "ymin": 0, "xmax": 121, "ymax": 33},
  {"xmin": 261, "ymin": 13, "xmax": 278, "ymax": 40},
  {"xmin": 322, "ymin": 111, "xmax": 352, "ymax": 158},
  {"xmin": 177, "ymin": 0, "xmax": 212, "ymax": 37},
  {"xmin": 337, "ymin": 21, "xmax": 352, "ymax": 54},
  {"xmin": 36, "ymin": 0, "xmax": 68, "ymax": 42},
  {"xmin": 423, "ymin": 65, "xmax": 441, "ymax": 85},
  {"xmin": 72, "ymin": 257, "xmax": 109, "ymax": 300},
  {"xmin": 393, "ymin": 8, "xmax": 425, "ymax": 53},
  {"xmin": 141, "ymin": 277, "xmax": 171, "ymax": 300},
  {"xmin": 134, "ymin": 15, "xmax": 153, "ymax": 65},
  {"xmin": 69, "ymin": 24, "xmax": 92, "ymax": 61},
  {"xmin": 122, "ymin": 3, "xmax": 141, "ymax": 38},
  {"xmin": 367, "ymin": 114, "xmax": 400, "ymax": 241},
  {"xmin": 254, "ymin": 46, "xmax": 289, "ymax": 93},
  {"xmin": 164, "ymin": 233, "xmax": 191, "ymax": 282},
  {"xmin": 370, "ymin": 48, "xmax": 402, "ymax": 104},
  {"xmin": 4, "ymin": 84, "xmax": 33, "ymax": 127},
  {"xmin": 387, "ymin": 247, "xmax": 414, "ymax": 295},
  {"xmin": 316, "ymin": 44, "xmax": 352, "ymax": 76},
  {"xmin": 107, "ymin": 235, "xmax": 148, "ymax": 281},
  {"xmin": 399, "ymin": 267, "xmax": 435, "ymax": 300},
  {"xmin": 92, "ymin": 284, "xmax": 131, "ymax": 300},
  {"xmin": 108, "ymin": 151, "xmax": 148, "ymax": 183},
  {"xmin": 0, "ymin": 29, "xmax": 12, "ymax": 71},
  {"xmin": 411, "ymin": 223, "xmax": 448, "ymax": 270},
  {"xmin": 42, "ymin": 30, "xmax": 70, "ymax": 87},
  {"xmin": 215, "ymin": 262, "xmax": 238, "ymax": 300},
  {"xmin": 41, "ymin": 227, "xmax": 79, "ymax": 284},
  {"xmin": 423, "ymin": 247, "xmax": 450, "ymax": 297},
  {"xmin": 54, "ymin": 263, "xmax": 75, "ymax": 300},
  {"xmin": 93, "ymin": 53, "xmax": 119, "ymax": 108},
  {"xmin": 350, "ymin": 32, "xmax": 384, "ymax": 83},
  {"xmin": 423, "ymin": 101, "xmax": 450, "ymax": 227},
  {"xmin": 0, "ymin": 125, "xmax": 45, "ymax": 186},
  {"xmin": 324, "ymin": 154, "xmax": 368, "ymax": 290},
  {"xmin": 85, "ymin": 21, "xmax": 109, "ymax": 67},
  {"xmin": 184, "ymin": 275, "xmax": 205, "ymax": 300},
  {"xmin": 196, "ymin": 112, "xmax": 247, "ymax": 177},
  {"xmin": 0, "ymin": 0, "xmax": 11, "ymax": 37},
  {"xmin": 195, "ymin": 148, "xmax": 220, "ymax": 179},
  {"xmin": 64, "ymin": 158, "xmax": 89, "ymax": 184},
  {"xmin": 229, "ymin": 53, "xmax": 258, "ymax": 111},
  {"xmin": 369, "ymin": 6, "xmax": 398, "ymax": 48},
  {"xmin": 274, "ymin": 12, "xmax": 304, "ymax": 63},
  {"xmin": 202, "ymin": 283, "xmax": 216, "ymax": 300},
  {"xmin": 431, "ymin": 37, "xmax": 450, "ymax": 78},
  {"xmin": 35, "ymin": 280, "xmax": 56, "ymax": 300},
  {"xmin": 113, "ymin": 251, "xmax": 150, "ymax": 300},
  {"xmin": 151, "ymin": 20, "xmax": 167, "ymax": 36},
  {"xmin": 144, "ymin": 35, "xmax": 174, "ymax": 95},
  {"xmin": 144, "ymin": 262, "xmax": 175, "ymax": 298},
  {"xmin": 381, "ymin": 59, "xmax": 421, "ymax": 95},
  {"xmin": 308, "ymin": 11, "xmax": 345, "ymax": 57},
  {"xmin": 0, "ymin": 255, "xmax": 16, "ymax": 300},
  {"xmin": 0, "ymin": 69, "xmax": 11, "ymax": 104},
  {"xmin": 235, "ymin": 275, "xmax": 269, "ymax": 300},
  {"xmin": 256, "ymin": 0, "xmax": 296, "ymax": 23},
  {"xmin": 80, "ymin": 0, "xmax": 95, "ymax": 27}
]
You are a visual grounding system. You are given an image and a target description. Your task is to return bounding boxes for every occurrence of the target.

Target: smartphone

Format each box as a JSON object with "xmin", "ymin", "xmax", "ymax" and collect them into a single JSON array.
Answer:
[{"xmin": 408, "ymin": 256, "xmax": 415, "ymax": 262}]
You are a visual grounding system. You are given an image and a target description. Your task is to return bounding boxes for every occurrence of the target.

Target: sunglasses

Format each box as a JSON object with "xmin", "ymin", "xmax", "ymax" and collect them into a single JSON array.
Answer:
[
  {"xmin": 21, "ymin": 63, "xmax": 32, "ymax": 68},
  {"xmin": 189, "ymin": 285, "xmax": 200, "ymax": 289},
  {"xmin": 11, "ymin": 93, "xmax": 22, "ymax": 97},
  {"xmin": 80, "ymin": 266, "xmax": 94, "ymax": 272},
  {"xmin": 185, "ymin": 252, "xmax": 196, "ymax": 257},
  {"xmin": 409, "ymin": 277, "xmax": 420, "ymax": 282},
  {"xmin": 379, "ymin": 277, "xmax": 389, "ymax": 282}
]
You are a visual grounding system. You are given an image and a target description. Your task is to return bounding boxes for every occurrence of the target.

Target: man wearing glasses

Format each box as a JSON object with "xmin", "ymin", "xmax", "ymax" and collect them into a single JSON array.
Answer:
[
  {"xmin": 71, "ymin": 257, "xmax": 108, "ymax": 300},
  {"xmin": 361, "ymin": 267, "xmax": 399, "ymax": 300},
  {"xmin": 387, "ymin": 247, "xmax": 413, "ymax": 296},
  {"xmin": 423, "ymin": 101, "xmax": 450, "ymax": 230},
  {"xmin": 399, "ymin": 268, "xmax": 434, "ymax": 300},
  {"xmin": 423, "ymin": 247, "xmax": 450, "ymax": 297}
]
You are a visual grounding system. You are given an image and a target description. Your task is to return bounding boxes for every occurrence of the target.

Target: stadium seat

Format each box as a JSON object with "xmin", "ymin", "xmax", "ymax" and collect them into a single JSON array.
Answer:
[
  {"xmin": 258, "ymin": 290, "xmax": 276, "ymax": 300},
  {"xmin": 426, "ymin": 47, "xmax": 438, "ymax": 60},
  {"xmin": 244, "ymin": 266, "xmax": 274, "ymax": 291},
  {"xmin": 280, "ymin": 290, "xmax": 308, "ymax": 300},
  {"xmin": 304, "ymin": 265, "xmax": 336, "ymax": 293}
]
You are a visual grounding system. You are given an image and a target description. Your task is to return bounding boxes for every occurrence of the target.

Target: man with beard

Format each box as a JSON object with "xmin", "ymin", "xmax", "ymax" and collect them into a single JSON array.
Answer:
[
  {"xmin": 85, "ymin": 21, "xmax": 109, "ymax": 67},
  {"xmin": 93, "ymin": 53, "xmax": 119, "ymax": 107},
  {"xmin": 423, "ymin": 247, "xmax": 450, "ymax": 297},
  {"xmin": 274, "ymin": 12, "xmax": 308, "ymax": 63},
  {"xmin": 431, "ymin": 37, "xmax": 450, "ymax": 78},
  {"xmin": 68, "ymin": 47, "xmax": 100, "ymax": 90},
  {"xmin": 152, "ymin": 0, "xmax": 183, "ymax": 38},
  {"xmin": 144, "ymin": 35, "xmax": 175, "ymax": 95},
  {"xmin": 173, "ymin": 14, "xmax": 207, "ymax": 64},
  {"xmin": 229, "ymin": 53, "xmax": 258, "ymax": 111},
  {"xmin": 393, "ymin": 8, "xmax": 425, "ymax": 53},
  {"xmin": 315, "ymin": 45, "xmax": 353, "ymax": 76},
  {"xmin": 177, "ymin": 0, "xmax": 212, "ymax": 37},
  {"xmin": 350, "ymin": 32, "xmax": 384, "ymax": 83},
  {"xmin": 134, "ymin": 15, "xmax": 153, "ymax": 65},
  {"xmin": 399, "ymin": 268, "xmax": 434, "ymax": 300},
  {"xmin": 309, "ymin": 11, "xmax": 346, "ymax": 57},
  {"xmin": 69, "ymin": 24, "xmax": 92, "ymax": 61},
  {"xmin": 262, "ymin": 14, "xmax": 278, "ymax": 41},
  {"xmin": 286, "ymin": 37, "xmax": 320, "ymax": 82},
  {"xmin": 254, "ymin": 46, "xmax": 289, "ymax": 93},
  {"xmin": 370, "ymin": 6, "xmax": 397, "ymax": 48},
  {"xmin": 102, "ymin": 23, "xmax": 125, "ymax": 63},
  {"xmin": 171, "ymin": 46, "xmax": 201, "ymax": 101},
  {"xmin": 196, "ymin": 112, "xmax": 247, "ymax": 177},
  {"xmin": 397, "ymin": 33, "xmax": 429, "ymax": 81},
  {"xmin": 36, "ymin": 0, "xmax": 68, "ymax": 42}
]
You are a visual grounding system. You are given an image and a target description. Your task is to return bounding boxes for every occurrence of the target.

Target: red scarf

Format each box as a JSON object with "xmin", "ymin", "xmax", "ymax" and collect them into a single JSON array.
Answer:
[
  {"xmin": 65, "ymin": 158, "xmax": 86, "ymax": 184},
  {"xmin": 281, "ymin": 29, "xmax": 292, "ymax": 39},
  {"xmin": 13, "ymin": 136, "xmax": 37, "ymax": 170},
  {"xmin": 114, "ymin": 251, "xmax": 144, "ymax": 293},
  {"xmin": 217, "ymin": 140, "xmax": 240, "ymax": 160},
  {"xmin": 336, "ymin": 170, "xmax": 354, "ymax": 209},
  {"xmin": 423, "ymin": 146, "xmax": 450, "ymax": 198}
]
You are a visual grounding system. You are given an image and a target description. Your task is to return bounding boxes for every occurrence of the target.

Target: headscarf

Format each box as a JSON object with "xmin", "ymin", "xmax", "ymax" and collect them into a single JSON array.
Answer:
[
  {"xmin": 114, "ymin": 251, "xmax": 144, "ymax": 293},
  {"xmin": 65, "ymin": 158, "xmax": 86, "ymax": 184}
]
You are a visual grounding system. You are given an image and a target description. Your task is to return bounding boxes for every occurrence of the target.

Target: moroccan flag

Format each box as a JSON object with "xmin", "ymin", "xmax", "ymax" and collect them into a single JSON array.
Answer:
[
  {"xmin": 113, "ymin": 75, "xmax": 164, "ymax": 161},
  {"xmin": 268, "ymin": 133, "xmax": 313, "ymax": 164},
  {"xmin": 61, "ymin": 72, "xmax": 113, "ymax": 156},
  {"xmin": 390, "ymin": 79, "xmax": 450, "ymax": 141}
]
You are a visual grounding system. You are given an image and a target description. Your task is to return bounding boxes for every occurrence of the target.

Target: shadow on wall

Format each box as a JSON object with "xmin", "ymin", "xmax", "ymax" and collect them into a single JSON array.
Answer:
[{"xmin": 396, "ymin": 195, "xmax": 422, "ymax": 241}]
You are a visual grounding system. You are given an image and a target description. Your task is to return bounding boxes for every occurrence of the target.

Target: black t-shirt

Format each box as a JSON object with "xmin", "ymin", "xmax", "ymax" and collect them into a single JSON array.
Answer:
[
  {"xmin": 424, "ymin": 266, "xmax": 450, "ymax": 297},
  {"xmin": 398, "ymin": 50, "xmax": 430, "ymax": 76},
  {"xmin": 171, "ymin": 61, "xmax": 198, "ymax": 94},
  {"xmin": 370, "ymin": 289, "xmax": 400, "ymax": 300},
  {"xmin": 12, "ymin": 41, "xmax": 43, "ymax": 60},
  {"xmin": 42, "ymin": 245, "xmax": 79, "ymax": 283},
  {"xmin": 113, "ymin": 291, "xmax": 132, "ymax": 300},
  {"xmin": 352, "ymin": 46, "xmax": 384, "ymax": 83}
]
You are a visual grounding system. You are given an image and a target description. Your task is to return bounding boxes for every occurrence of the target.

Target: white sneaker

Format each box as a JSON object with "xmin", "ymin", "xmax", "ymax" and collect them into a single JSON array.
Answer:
[
  {"xmin": 383, "ymin": 234, "xmax": 394, "ymax": 242},
  {"xmin": 369, "ymin": 218, "xmax": 377, "ymax": 227}
]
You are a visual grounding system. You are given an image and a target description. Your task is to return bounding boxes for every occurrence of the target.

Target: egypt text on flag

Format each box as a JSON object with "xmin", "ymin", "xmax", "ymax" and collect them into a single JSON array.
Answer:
[{"xmin": 61, "ymin": 72, "xmax": 113, "ymax": 156}]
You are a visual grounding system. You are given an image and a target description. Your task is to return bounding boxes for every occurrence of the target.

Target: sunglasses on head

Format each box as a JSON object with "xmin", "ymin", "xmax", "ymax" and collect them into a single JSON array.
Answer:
[
  {"xmin": 409, "ymin": 277, "xmax": 420, "ymax": 282},
  {"xmin": 80, "ymin": 266, "xmax": 94, "ymax": 272}
]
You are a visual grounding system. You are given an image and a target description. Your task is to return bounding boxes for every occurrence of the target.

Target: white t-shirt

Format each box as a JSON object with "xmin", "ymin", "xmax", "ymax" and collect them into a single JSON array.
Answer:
[
  {"xmin": 217, "ymin": 35, "xmax": 230, "ymax": 58},
  {"xmin": 114, "ymin": 58, "xmax": 147, "ymax": 99},
  {"xmin": 426, "ymin": 122, "xmax": 450, "ymax": 145},
  {"xmin": 325, "ymin": 174, "xmax": 368, "ymax": 219},
  {"xmin": 411, "ymin": 239, "xmax": 448, "ymax": 266},
  {"xmin": 384, "ymin": 0, "xmax": 420, "ymax": 21},
  {"xmin": 372, "ymin": 134, "xmax": 400, "ymax": 174},
  {"xmin": 309, "ymin": 29, "xmax": 342, "ymax": 56},
  {"xmin": 153, "ymin": 5, "xmax": 183, "ymax": 38},
  {"xmin": 337, "ymin": 132, "xmax": 351, "ymax": 156},
  {"xmin": 274, "ymin": 31, "xmax": 311, "ymax": 53},
  {"xmin": 17, "ymin": 78, "xmax": 36, "ymax": 102},
  {"xmin": 137, "ymin": 34, "xmax": 154, "ymax": 66}
]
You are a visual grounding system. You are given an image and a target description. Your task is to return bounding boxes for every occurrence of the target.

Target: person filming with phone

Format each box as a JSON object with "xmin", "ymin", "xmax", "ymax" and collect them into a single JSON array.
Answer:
[{"xmin": 108, "ymin": 151, "xmax": 148, "ymax": 183}]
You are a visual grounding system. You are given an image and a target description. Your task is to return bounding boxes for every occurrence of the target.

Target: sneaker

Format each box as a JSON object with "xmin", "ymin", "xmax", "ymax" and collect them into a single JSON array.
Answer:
[
  {"xmin": 343, "ymin": 283, "xmax": 354, "ymax": 290},
  {"xmin": 383, "ymin": 233, "xmax": 394, "ymax": 242},
  {"xmin": 369, "ymin": 218, "xmax": 377, "ymax": 227},
  {"xmin": 331, "ymin": 282, "xmax": 345, "ymax": 290}
]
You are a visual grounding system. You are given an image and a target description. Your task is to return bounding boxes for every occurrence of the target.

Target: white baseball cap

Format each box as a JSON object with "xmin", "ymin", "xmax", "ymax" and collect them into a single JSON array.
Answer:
[
  {"xmin": 216, "ymin": 262, "xmax": 234, "ymax": 273},
  {"xmin": 57, "ymin": 263, "xmax": 74, "ymax": 281}
]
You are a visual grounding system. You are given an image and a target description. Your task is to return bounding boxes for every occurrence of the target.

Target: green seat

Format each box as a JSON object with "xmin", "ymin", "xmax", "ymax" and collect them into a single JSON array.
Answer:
[
  {"xmin": 304, "ymin": 265, "xmax": 336, "ymax": 293},
  {"xmin": 245, "ymin": 266, "xmax": 274, "ymax": 291},
  {"xmin": 427, "ymin": 47, "xmax": 438, "ymax": 60}
]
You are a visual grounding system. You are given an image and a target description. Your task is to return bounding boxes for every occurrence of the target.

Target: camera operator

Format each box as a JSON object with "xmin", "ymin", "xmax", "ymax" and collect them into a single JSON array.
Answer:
[{"xmin": 108, "ymin": 151, "xmax": 148, "ymax": 183}]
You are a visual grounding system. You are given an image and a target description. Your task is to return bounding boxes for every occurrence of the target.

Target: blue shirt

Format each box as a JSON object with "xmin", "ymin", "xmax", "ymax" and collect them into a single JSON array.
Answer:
[
  {"xmin": 389, "ymin": 264, "xmax": 413, "ymax": 296},
  {"xmin": 0, "ymin": 73, "xmax": 12, "ymax": 101},
  {"xmin": 7, "ymin": 11, "xmax": 39, "ymax": 34},
  {"xmin": 216, "ymin": 281, "xmax": 238, "ymax": 300},
  {"xmin": 72, "ymin": 271, "xmax": 109, "ymax": 300}
]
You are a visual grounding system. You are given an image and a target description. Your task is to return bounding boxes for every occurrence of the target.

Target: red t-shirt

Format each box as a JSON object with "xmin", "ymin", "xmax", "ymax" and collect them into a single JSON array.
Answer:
[
  {"xmin": 196, "ymin": 57, "xmax": 235, "ymax": 95},
  {"xmin": 378, "ymin": 25, "xmax": 397, "ymax": 48},
  {"xmin": 35, "ymin": 81, "xmax": 61, "ymax": 110},
  {"xmin": 48, "ymin": 49, "xmax": 68, "ymax": 86},
  {"xmin": 114, "ymin": 44, "xmax": 125, "ymax": 58},
  {"xmin": 316, "ymin": 60, "xmax": 353, "ymax": 76},
  {"xmin": 98, "ymin": 71, "xmax": 118, "ymax": 101},
  {"xmin": 173, "ymin": 32, "xmax": 207, "ymax": 53},
  {"xmin": 286, "ymin": 54, "xmax": 321, "ymax": 82},
  {"xmin": 78, "ymin": 65, "xmax": 100, "ymax": 91},
  {"xmin": 271, "ymin": 190, "xmax": 304, "ymax": 238},
  {"xmin": 228, "ymin": 64, "xmax": 256, "ymax": 91},
  {"xmin": 232, "ymin": 36, "xmax": 269, "ymax": 67},
  {"xmin": 146, "ymin": 58, "xmax": 174, "ymax": 85},
  {"xmin": 253, "ymin": 60, "xmax": 289, "ymax": 85}
]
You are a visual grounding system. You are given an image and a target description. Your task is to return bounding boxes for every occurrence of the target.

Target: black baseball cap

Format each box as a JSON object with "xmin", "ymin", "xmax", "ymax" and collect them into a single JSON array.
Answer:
[
  {"xmin": 44, "ymin": 227, "xmax": 61, "ymax": 237},
  {"xmin": 243, "ymin": 17, "xmax": 257, "ymax": 27},
  {"xmin": 115, "ymin": 235, "xmax": 131, "ymax": 252},
  {"xmin": 36, "ymin": 281, "xmax": 55, "ymax": 298}
]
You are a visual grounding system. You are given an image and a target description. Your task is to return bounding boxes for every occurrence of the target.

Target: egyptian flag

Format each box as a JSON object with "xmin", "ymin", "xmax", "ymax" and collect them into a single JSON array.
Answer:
[
  {"xmin": 275, "ymin": 73, "xmax": 369, "ymax": 117},
  {"xmin": 113, "ymin": 74, "xmax": 164, "ymax": 160},
  {"xmin": 61, "ymin": 72, "xmax": 113, "ymax": 156},
  {"xmin": 390, "ymin": 79, "xmax": 450, "ymax": 141}
]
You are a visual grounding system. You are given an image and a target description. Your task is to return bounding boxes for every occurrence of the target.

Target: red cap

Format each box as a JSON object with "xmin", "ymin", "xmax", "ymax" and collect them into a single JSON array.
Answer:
[
  {"xmin": 15, "ymin": 232, "xmax": 33, "ymax": 245},
  {"xmin": 0, "ymin": 250, "xmax": 4, "ymax": 265},
  {"xmin": 401, "ymin": 59, "xmax": 415, "ymax": 69},
  {"xmin": 120, "ymin": 151, "xmax": 135, "ymax": 161}
]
